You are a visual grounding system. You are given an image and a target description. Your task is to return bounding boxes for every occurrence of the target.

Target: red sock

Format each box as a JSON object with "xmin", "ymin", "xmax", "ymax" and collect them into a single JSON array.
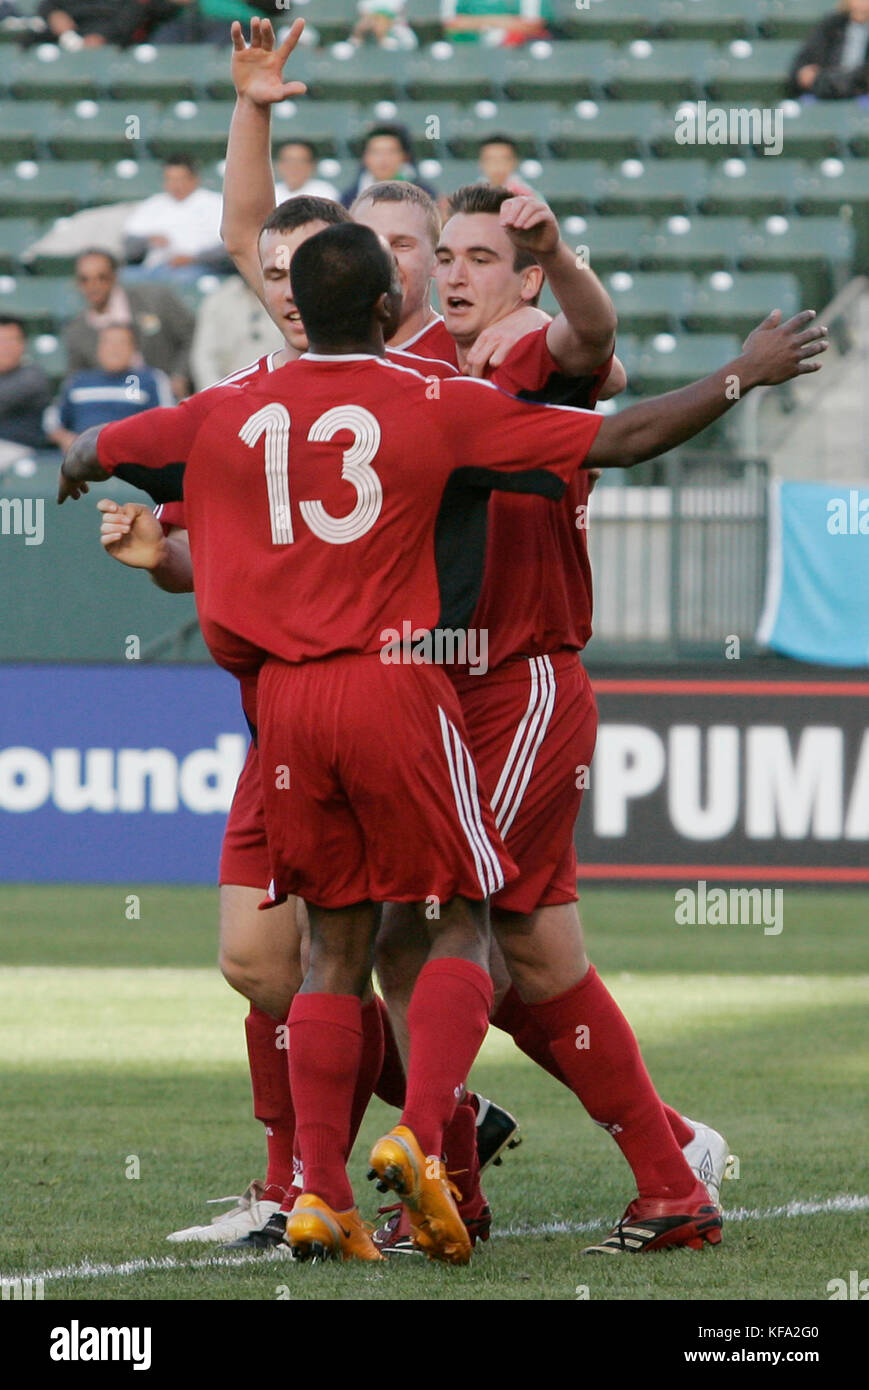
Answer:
[
  {"xmin": 244, "ymin": 1005, "xmax": 296, "ymax": 1204},
  {"xmin": 664, "ymin": 1106, "xmax": 694, "ymax": 1148},
  {"xmin": 442, "ymin": 1100, "xmax": 485, "ymax": 1219},
  {"xmin": 348, "ymin": 997, "xmax": 385, "ymax": 1150},
  {"xmin": 288, "ymin": 993, "xmax": 362, "ymax": 1212},
  {"xmin": 528, "ymin": 967, "xmax": 695, "ymax": 1200},
  {"xmin": 402, "ymin": 958, "xmax": 493, "ymax": 1160},
  {"xmin": 372, "ymin": 995, "xmax": 406, "ymax": 1109}
]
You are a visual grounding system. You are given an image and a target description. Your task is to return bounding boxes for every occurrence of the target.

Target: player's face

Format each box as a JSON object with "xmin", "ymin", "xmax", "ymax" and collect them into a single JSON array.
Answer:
[
  {"xmin": 352, "ymin": 199, "xmax": 435, "ymax": 330},
  {"xmin": 436, "ymin": 212, "xmax": 531, "ymax": 345},
  {"xmin": 259, "ymin": 221, "xmax": 331, "ymax": 353}
]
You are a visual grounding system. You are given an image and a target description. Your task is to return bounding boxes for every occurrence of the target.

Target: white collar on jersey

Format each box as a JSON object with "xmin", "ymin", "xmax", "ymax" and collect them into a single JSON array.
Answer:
[
  {"xmin": 299, "ymin": 352, "xmax": 382, "ymax": 362},
  {"xmin": 389, "ymin": 313, "xmax": 444, "ymax": 351}
]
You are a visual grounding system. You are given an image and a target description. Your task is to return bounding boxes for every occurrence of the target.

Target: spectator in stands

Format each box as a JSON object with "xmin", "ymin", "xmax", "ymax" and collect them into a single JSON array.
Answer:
[
  {"xmin": 36, "ymin": 0, "xmax": 188, "ymax": 48},
  {"xmin": 478, "ymin": 135, "xmax": 538, "ymax": 195},
  {"xmin": 341, "ymin": 123, "xmax": 436, "ymax": 206},
  {"xmin": 45, "ymin": 323, "xmax": 173, "ymax": 455},
  {"xmin": 788, "ymin": 0, "xmax": 869, "ymax": 99},
  {"xmin": 440, "ymin": 0, "xmax": 550, "ymax": 47},
  {"xmin": 190, "ymin": 275, "xmax": 283, "ymax": 388},
  {"xmin": 350, "ymin": 0, "xmax": 418, "ymax": 51},
  {"xmin": 273, "ymin": 141, "xmax": 340, "ymax": 203},
  {"xmin": 122, "ymin": 155, "xmax": 230, "ymax": 284},
  {"xmin": 0, "ymin": 316, "xmax": 52, "ymax": 472},
  {"xmin": 66, "ymin": 249, "xmax": 194, "ymax": 399}
]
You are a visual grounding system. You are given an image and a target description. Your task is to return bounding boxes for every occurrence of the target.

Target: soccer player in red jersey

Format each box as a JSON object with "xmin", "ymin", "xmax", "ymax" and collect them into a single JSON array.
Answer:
[{"xmin": 60, "ymin": 224, "xmax": 826, "ymax": 1259}]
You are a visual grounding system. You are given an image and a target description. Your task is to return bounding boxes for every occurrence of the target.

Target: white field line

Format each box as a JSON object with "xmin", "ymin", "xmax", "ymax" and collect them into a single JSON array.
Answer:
[{"xmin": 2, "ymin": 1193, "xmax": 867, "ymax": 1287}]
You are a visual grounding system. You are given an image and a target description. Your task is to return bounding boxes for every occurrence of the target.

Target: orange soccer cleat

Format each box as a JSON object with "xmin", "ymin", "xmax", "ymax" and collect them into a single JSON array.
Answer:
[
  {"xmin": 283, "ymin": 1193, "xmax": 384, "ymax": 1262},
  {"xmin": 367, "ymin": 1125, "xmax": 472, "ymax": 1266}
]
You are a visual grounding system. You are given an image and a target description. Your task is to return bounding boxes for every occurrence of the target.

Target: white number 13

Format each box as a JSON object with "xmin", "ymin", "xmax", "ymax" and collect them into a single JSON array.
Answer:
[{"xmin": 239, "ymin": 402, "xmax": 383, "ymax": 547}]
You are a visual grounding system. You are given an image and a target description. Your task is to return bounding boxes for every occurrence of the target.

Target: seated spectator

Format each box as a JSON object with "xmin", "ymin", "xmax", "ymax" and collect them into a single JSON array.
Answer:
[
  {"xmin": 66, "ymin": 248, "xmax": 194, "ymax": 399},
  {"xmin": 190, "ymin": 276, "xmax": 284, "ymax": 389},
  {"xmin": 440, "ymin": 0, "xmax": 550, "ymax": 47},
  {"xmin": 351, "ymin": 0, "xmax": 418, "ymax": 51},
  {"xmin": 123, "ymin": 155, "xmax": 230, "ymax": 284},
  {"xmin": 478, "ymin": 135, "xmax": 538, "ymax": 195},
  {"xmin": 0, "ymin": 316, "xmax": 52, "ymax": 472},
  {"xmin": 36, "ymin": 0, "xmax": 188, "ymax": 49},
  {"xmin": 274, "ymin": 141, "xmax": 340, "ymax": 204},
  {"xmin": 341, "ymin": 124, "xmax": 436, "ymax": 207},
  {"xmin": 788, "ymin": 0, "xmax": 869, "ymax": 99},
  {"xmin": 45, "ymin": 324, "xmax": 174, "ymax": 455}
]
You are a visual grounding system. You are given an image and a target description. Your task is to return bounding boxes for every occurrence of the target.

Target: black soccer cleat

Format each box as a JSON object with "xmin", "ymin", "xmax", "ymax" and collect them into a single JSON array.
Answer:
[
  {"xmin": 474, "ymin": 1095, "xmax": 522, "ymax": 1172},
  {"xmin": 225, "ymin": 1210, "xmax": 288, "ymax": 1250}
]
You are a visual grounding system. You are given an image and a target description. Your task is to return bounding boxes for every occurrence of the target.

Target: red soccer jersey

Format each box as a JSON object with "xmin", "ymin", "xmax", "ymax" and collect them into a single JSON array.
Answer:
[
  {"xmin": 460, "ymin": 326, "xmax": 614, "ymax": 675},
  {"xmin": 97, "ymin": 353, "xmax": 602, "ymax": 677},
  {"xmin": 390, "ymin": 314, "xmax": 458, "ymax": 368}
]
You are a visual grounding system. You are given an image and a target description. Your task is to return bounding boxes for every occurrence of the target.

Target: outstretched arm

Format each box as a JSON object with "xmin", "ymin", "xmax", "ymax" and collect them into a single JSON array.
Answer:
[
  {"xmin": 221, "ymin": 17, "xmax": 308, "ymax": 300},
  {"xmin": 587, "ymin": 310, "xmax": 827, "ymax": 469},
  {"xmin": 97, "ymin": 498, "xmax": 194, "ymax": 593}
]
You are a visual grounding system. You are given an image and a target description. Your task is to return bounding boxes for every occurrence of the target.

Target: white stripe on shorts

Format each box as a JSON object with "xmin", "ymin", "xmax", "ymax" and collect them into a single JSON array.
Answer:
[
  {"xmin": 491, "ymin": 655, "xmax": 557, "ymax": 839},
  {"xmin": 438, "ymin": 706, "xmax": 504, "ymax": 896}
]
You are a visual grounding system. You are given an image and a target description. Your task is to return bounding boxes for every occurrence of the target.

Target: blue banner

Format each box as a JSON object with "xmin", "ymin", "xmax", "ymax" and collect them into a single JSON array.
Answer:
[
  {"xmin": 757, "ymin": 482, "xmax": 869, "ymax": 667},
  {"xmin": 0, "ymin": 665, "xmax": 248, "ymax": 883}
]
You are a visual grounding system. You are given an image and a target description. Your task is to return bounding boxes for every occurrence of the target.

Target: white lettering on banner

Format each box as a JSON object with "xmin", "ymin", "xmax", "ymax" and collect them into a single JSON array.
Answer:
[
  {"xmin": 593, "ymin": 725, "xmax": 666, "ymax": 836},
  {"xmin": 746, "ymin": 728, "xmax": 843, "ymax": 840},
  {"xmin": 845, "ymin": 734, "xmax": 869, "ymax": 839},
  {"xmin": 668, "ymin": 725, "xmax": 740, "ymax": 840},
  {"xmin": 0, "ymin": 735, "xmax": 245, "ymax": 814}
]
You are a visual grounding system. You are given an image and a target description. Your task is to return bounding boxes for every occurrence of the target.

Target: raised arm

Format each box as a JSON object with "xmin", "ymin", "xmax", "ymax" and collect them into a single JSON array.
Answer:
[{"xmin": 221, "ymin": 17, "xmax": 308, "ymax": 299}]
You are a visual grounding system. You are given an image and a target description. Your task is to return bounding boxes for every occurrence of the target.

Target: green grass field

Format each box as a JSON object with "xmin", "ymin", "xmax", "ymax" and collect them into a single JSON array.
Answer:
[{"xmin": 1, "ymin": 886, "xmax": 866, "ymax": 1302}]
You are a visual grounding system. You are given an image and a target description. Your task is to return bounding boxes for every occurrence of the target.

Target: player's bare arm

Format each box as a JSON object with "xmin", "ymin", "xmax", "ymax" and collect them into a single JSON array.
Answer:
[
  {"xmin": 221, "ymin": 17, "xmax": 308, "ymax": 299},
  {"xmin": 586, "ymin": 309, "xmax": 827, "ymax": 469},
  {"xmin": 500, "ymin": 195, "xmax": 617, "ymax": 376},
  {"xmin": 463, "ymin": 303, "xmax": 551, "ymax": 376},
  {"xmin": 97, "ymin": 499, "xmax": 194, "ymax": 594},
  {"xmin": 57, "ymin": 424, "xmax": 108, "ymax": 502}
]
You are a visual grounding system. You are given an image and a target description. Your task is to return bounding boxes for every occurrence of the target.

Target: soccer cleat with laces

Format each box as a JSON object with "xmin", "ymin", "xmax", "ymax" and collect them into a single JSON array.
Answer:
[
  {"xmin": 680, "ymin": 1117, "xmax": 730, "ymax": 1209},
  {"xmin": 225, "ymin": 1210, "xmax": 288, "ymax": 1250},
  {"xmin": 582, "ymin": 1183, "xmax": 723, "ymax": 1255},
  {"xmin": 373, "ymin": 1197, "xmax": 491, "ymax": 1255},
  {"xmin": 283, "ymin": 1194, "xmax": 384, "ymax": 1262},
  {"xmin": 165, "ymin": 1180, "xmax": 282, "ymax": 1244},
  {"xmin": 474, "ymin": 1095, "xmax": 522, "ymax": 1172},
  {"xmin": 367, "ymin": 1125, "xmax": 472, "ymax": 1265}
]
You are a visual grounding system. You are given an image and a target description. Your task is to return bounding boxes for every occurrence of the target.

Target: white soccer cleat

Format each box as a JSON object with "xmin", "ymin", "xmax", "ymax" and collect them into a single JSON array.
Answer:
[
  {"xmin": 681, "ymin": 1117, "xmax": 730, "ymax": 1209},
  {"xmin": 166, "ymin": 1180, "xmax": 282, "ymax": 1244}
]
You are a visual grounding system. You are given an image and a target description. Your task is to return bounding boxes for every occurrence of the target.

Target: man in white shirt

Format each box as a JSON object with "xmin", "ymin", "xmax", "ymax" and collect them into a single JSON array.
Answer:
[
  {"xmin": 273, "ymin": 140, "xmax": 340, "ymax": 204},
  {"xmin": 123, "ymin": 155, "xmax": 230, "ymax": 283}
]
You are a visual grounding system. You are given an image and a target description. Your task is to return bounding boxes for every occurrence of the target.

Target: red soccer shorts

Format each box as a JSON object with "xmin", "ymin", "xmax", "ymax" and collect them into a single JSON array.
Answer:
[
  {"xmin": 452, "ymin": 650, "xmax": 597, "ymax": 915},
  {"xmin": 219, "ymin": 740, "xmax": 272, "ymax": 889},
  {"xmin": 255, "ymin": 652, "xmax": 518, "ymax": 909}
]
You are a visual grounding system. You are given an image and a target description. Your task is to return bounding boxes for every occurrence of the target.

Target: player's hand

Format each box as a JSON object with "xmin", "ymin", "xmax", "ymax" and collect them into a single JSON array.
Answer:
[
  {"xmin": 230, "ymin": 16, "xmax": 308, "ymax": 106},
  {"xmin": 57, "ymin": 470, "xmax": 89, "ymax": 504},
  {"xmin": 739, "ymin": 309, "xmax": 828, "ymax": 387},
  {"xmin": 463, "ymin": 304, "xmax": 551, "ymax": 377},
  {"xmin": 499, "ymin": 196, "xmax": 561, "ymax": 259},
  {"xmin": 97, "ymin": 498, "xmax": 167, "ymax": 570}
]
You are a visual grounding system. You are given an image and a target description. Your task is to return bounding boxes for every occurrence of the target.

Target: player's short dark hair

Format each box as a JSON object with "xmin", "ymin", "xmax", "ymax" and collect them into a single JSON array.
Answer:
[
  {"xmin": 447, "ymin": 184, "xmax": 537, "ymax": 273},
  {"xmin": 276, "ymin": 139, "xmax": 317, "ymax": 161},
  {"xmin": 479, "ymin": 134, "xmax": 520, "ymax": 155},
  {"xmin": 363, "ymin": 123, "xmax": 413, "ymax": 159},
  {"xmin": 75, "ymin": 247, "xmax": 118, "ymax": 273},
  {"xmin": 290, "ymin": 223, "xmax": 395, "ymax": 345},
  {"xmin": 163, "ymin": 153, "xmax": 198, "ymax": 174},
  {"xmin": 0, "ymin": 314, "xmax": 25, "ymax": 335},
  {"xmin": 351, "ymin": 180, "xmax": 441, "ymax": 250},
  {"xmin": 260, "ymin": 196, "xmax": 351, "ymax": 237}
]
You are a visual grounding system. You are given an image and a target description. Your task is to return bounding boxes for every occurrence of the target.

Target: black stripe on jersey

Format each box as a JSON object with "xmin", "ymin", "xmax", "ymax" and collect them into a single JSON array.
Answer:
[
  {"xmin": 114, "ymin": 461, "xmax": 186, "ymax": 503},
  {"xmin": 434, "ymin": 465, "xmax": 568, "ymax": 632},
  {"xmin": 517, "ymin": 372, "xmax": 597, "ymax": 409}
]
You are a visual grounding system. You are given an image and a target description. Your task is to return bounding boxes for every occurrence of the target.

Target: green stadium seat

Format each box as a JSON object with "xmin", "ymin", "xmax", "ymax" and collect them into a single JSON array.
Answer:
[
  {"xmin": 736, "ymin": 214, "xmax": 855, "ymax": 308},
  {"xmin": 0, "ymin": 102, "xmax": 56, "ymax": 160},
  {"xmin": 794, "ymin": 160, "xmax": 869, "ymax": 268},
  {"xmin": 29, "ymin": 335, "xmax": 68, "ymax": 389},
  {"xmin": 347, "ymin": 101, "xmax": 454, "ymax": 156},
  {"xmin": 444, "ymin": 102, "xmax": 563, "ymax": 158},
  {"xmin": 405, "ymin": 48, "xmax": 501, "ymax": 102},
  {"xmin": 775, "ymin": 101, "xmax": 853, "ymax": 160},
  {"xmin": 148, "ymin": 102, "xmax": 237, "ymax": 161},
  {"xmin": 758, "ymin": 0, "xmax": 830, "ymax": 41},
  {"xmin": 550, "ymin": 0, "xmax": 654, "ymax": 42},
  {"xmin": 533, "ymin": 161, "xmax": 609, "ymax": 217},
  {"xmin": 843, "ymin": 105, "xmax": 869, "ymax": 159},
  {"xmin": 105, "ymin": 46, "xmax": 216, "ymax": 101},
  {"xmin": 705, "ymin": 40, "xmax": 795, "ymax": 106},
  {"xmin": 417, "ymin": 158, "xmax": 480, "ymax": 193},
  {"xmin": 638, "ymin": 215, "xmax": 752, "ymax": 272},
  {"xmin": 559, "ymin": 214, "xmax": 653, "ymax": 273},
  {"xmin": 649, "ymin": 102, "xmax": 792, "ymax": 162},
  {"xmin": 306, "ymin": 48, "xmax": 408, "ymax": 101},
  {"xmin": 655, "ymin": 0, "xmax": 760, "ymax": 41},
  {"xmin": 503, "ymin": 43, "xmax": 619, "ymax": 100},
  {"xmin": 0, "ymin": 276, "xmax": 81, "ymax": 333},
  {"xmin": 604, "ymin": 270, "xmax": 695, "ymax": 334},
  {"xmin": 632, "ymin": 333, "xmax": 744, "ymax": 391},
  {"xmin": 606, "ymin": 41, "xmax": 717, "ymax": 102},
  {"xmin": 0, "ymin": 218, "xmax": 40, "ymax": 274},
  {"xmin": 596, "ymin": 159, "xmax": 707, "ymax": 215},
  {"xmin": 403, "ymin": 0, "xmax": 443, "ymax": 43},
  {"xmin": 7, "ymin": 49, "xmax": 113, "ymax": 101},
  {"xmin": 271, "ymin": 100, "xmax": 359, "ymax": 158},
  {"xmin": 86, "ymin": 159, "xmax": 173, "ymax": 206},
  {"xmin": 47, "ymin": 102, "xmax": 161, "ymax": 161},
  {"xmin": 548, "ymin": 102, "xmax": 663, "ymax": 160},
  {"xmin": 310, "ymin": 0, "xmax": 374, "ymax": 44},
  {"xmin": 700, "ymin": 156, "xmax": 805, "ymax": 215},
  {"xmin": 684, "ymin": 270, "xmax": 800, "ymax": 334},
  {"xmin": 0, "ymin": 162, "xmax": 100, "ymax": 217}
]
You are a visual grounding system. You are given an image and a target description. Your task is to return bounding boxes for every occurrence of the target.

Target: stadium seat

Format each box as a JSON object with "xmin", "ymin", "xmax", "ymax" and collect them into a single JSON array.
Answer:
[
  {"xmin": 148, "ymin": 102, "xmax": 237, "ymax": 161},
  {"xmin": 87, "ymin": 159, "xmax": 170, "ymax": 205},
  {"xmin": 684, "ymin": 270, "xmax": 800, "ymax": 335},
  {"xmin": 0, "ymin": 102, "xmax": 56, "ymax": 160},
  {"xmin": 0, "ymin": 275, "xmax": 81, "ymax": 333},
  {"xmin": 444, "ymin": 102, "xmax": 562, "ymax": 158},
  {"xmin": 654, "ymin": 0, "xmax": 760, "ymax": 41},
  {"xmin": 403, "ymin": 0, "xmax": 443, "ymax": 43},
  {"xmin": 346, "ymin": 100, "xmax": 454, "ymax": 156},
  {"xmin": 558, "ymin": 214, "xmax": 653, "ymax": 274},
  {"xmin": 595, "ymin": 159, "xmax": 708, "ymax": 215},
  {"xmin": 533, "ymin": 161, "xmax": 610, "ymax": 218},
  {"xmin": 774, "ymin": 102, "xmax": 853, "ymax": 161},
  {"xmin": 6, "ymin": 49, "xmax": 113, "ymax": 101},
  {"xmin": 700, "ymin": 157, "xmax": 805, "ymax": 215},
  {"xmin": 416, "ymin": 157, "xmax": 480, "ymax": 193},
  {"xmin": 758, "ymin": 0, "xmax": 830, "ymax": 41},
  {"xmin": 550, "ymin": 0, "xmax": 654, "ymax": 43},
  {"xmin": 503, "ymin": 43, "xmax": 620, "ymax": 101},
  {"xmin": 737, "ymin": 215, "xmax": 855, "ymax": 309},
  {"xmin": 0, "ymin": 161, "xmax": 100, "ymax": 217},
  {"xmin": 794, "ymin": 161, "xmax": 869, "ymax": 268},
  {"xmin": 548, "ymin": 102, "xmax": 664, "ymax": 160},
  {"xmin": 606, "ymin": 41, "xmax": 717, "ymax": 102},
  {"xmin": 109, "ymin": 45, "xmax": 219, "ymax": 101},
  {"xmin": 29, "ymin": 334, "xmax": 68, "ymax": 389},
  {"xmin": 604, "ymin": 270, "xmax": 695, "ymax": 334},
  {"xmin": 638, "ymin": 215, "xmax": 752, "ymax": 272},
  {"xmin": 289, "ymin": 0, "xmax": 358, "ymax": 45},
  {"xmin": 843, "ymin": 106, "xmax": 869, "ymax": 159},
  {"xmin": 0, "ymin": 217, "xmax": 40, "ymax": 273},
  {"xmin": 705, "ymin": 40, "xmax": 795, "ymax": 106},
  {"xmin": 404, "ymin": 47, "xmax": 502, "ymax": 102},
  {"xmin": 270, "ymin": 99, "xmax": 359, "ymax": 157},
  {"xmin": 306, "ymin": 48, "xmax": 409, "ymax": 101},
  {"xmin": 46, "ymin": 102, "xmax": 161, "ymax": 161},
  {"xmin": 632, "ymin": 333, "xmax": 744, "ymax": 391}
]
